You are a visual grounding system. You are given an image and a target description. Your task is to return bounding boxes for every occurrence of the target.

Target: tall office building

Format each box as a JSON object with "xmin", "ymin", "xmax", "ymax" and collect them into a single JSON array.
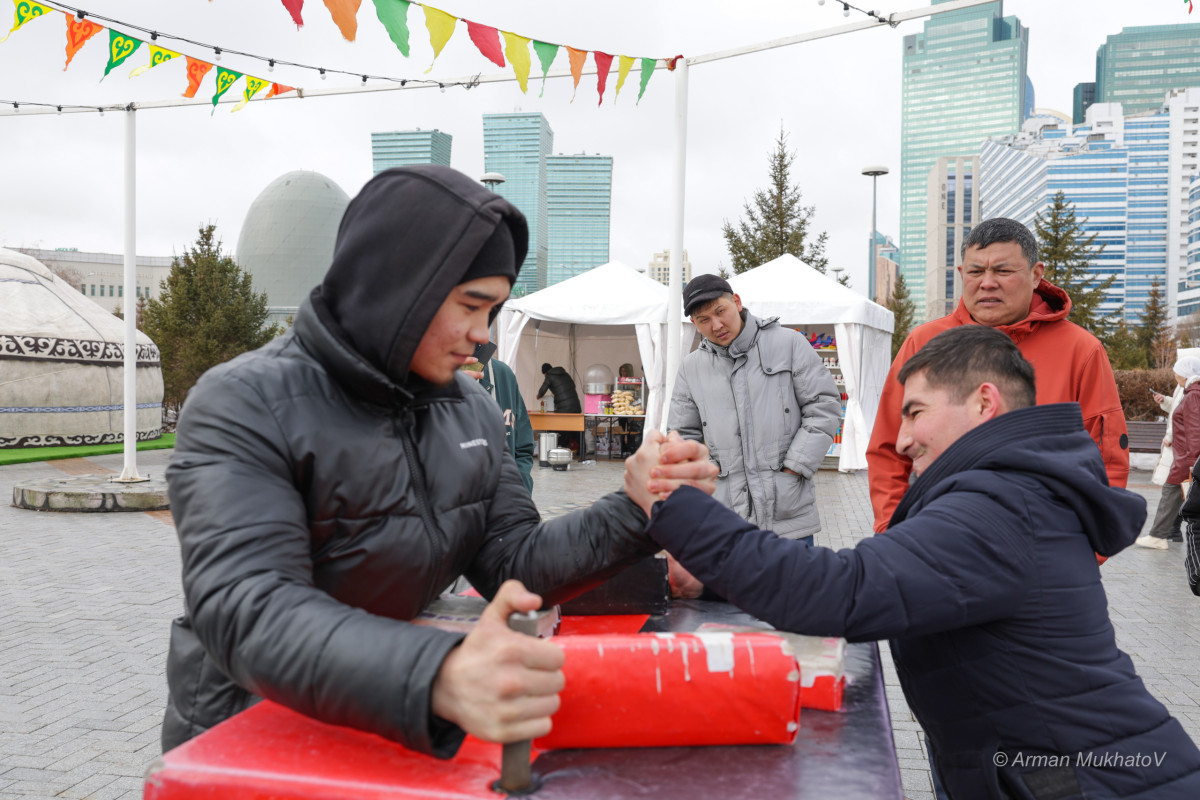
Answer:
[
  {"xmin": 546, "ymin": 154, "xmax": 613, "ymax": 285},
  {"xmin": 483, "ymin": 113, "xmax": 554, "ymax": 295},
  {"xmin": 900, "ymin": 0, "xmax": 1028, "ymax": 318},
  {"xmin": 1186, "ymin": 172, "xmax": 1200, "ymax": 318},
  {"xmin": 647, "ymin": 250, "xmax": 692, "ymax": 287},
  {"xmin": 370, "ymin": 129, "xmax": 452, "ymax": 174},
  {"xmin": 1073, "ymin": 82, "xmax": 1097, "ymax": 125},
  {"xmin": 981, "ymin": 88, "xmax": 1200, "ymax": 321},
  {"xmin": 1095, "ymin": 25, "xmax": 1200, "ymax": 118},
  {"xmin": 924, "ymin": 156, "xmax": 980, "ymax": 319}
]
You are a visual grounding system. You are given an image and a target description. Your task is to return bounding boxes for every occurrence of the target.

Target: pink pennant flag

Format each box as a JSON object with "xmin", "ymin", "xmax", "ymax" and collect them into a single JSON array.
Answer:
[
  {"xmin": 281, "ymin": 0, "xmax": 304, "ymax": 27},
  {"xmin": 466, "ymin": 20, "xmax": 504, "ymax": 68}
]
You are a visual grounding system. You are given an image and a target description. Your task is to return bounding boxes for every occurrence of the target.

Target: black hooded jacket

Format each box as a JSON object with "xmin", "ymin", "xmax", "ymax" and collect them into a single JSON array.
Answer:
[
  {"xmin": 161, "ymin": 166, "xmax": 656, "ymax": 754},
  {"xmin": 647, "ymin": 404, "xmax": 1200, "ymax": 799}
]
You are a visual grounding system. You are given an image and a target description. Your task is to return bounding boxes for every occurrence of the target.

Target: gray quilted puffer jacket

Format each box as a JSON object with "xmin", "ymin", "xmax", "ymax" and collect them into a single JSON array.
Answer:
[{"xmin": 668, "ymin": 312, "xmax": 841, "ymax": 539}]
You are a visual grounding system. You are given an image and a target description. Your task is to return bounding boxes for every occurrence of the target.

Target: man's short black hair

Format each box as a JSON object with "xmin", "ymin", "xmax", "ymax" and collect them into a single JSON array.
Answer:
[
  {"xmin": 541, "ymin": 363, "xmax": 551, "ymax": 374},
  {"xmin": 960, "ymin": 218, "xmax": 1039, "ymax": 267},
  {"xmin": 898, "ymin": 326, "xmax": 1036, "ymax": 409}
]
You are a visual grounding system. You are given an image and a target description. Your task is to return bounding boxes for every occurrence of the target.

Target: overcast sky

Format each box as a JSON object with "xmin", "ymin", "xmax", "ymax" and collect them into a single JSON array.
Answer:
[{"xmin": 0, "ymin": 1, "xmax": 1192, "ymax": 294}]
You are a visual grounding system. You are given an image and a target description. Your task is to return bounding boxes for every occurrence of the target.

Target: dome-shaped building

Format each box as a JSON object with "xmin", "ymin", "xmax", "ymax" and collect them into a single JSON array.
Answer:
[
  {"xmin": 236, "ymin": 170, "xmax": 350, "ymax": 325},
  {"xmin": 0, "ymin": 248, "xmax": 164, "ymax": 448}
]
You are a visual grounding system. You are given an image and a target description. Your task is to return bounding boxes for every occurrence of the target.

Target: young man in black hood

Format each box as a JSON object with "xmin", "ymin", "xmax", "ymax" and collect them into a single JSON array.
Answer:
[{"xmin": 162, "ymin": 165, "xmax": 715, "ymax": 756}]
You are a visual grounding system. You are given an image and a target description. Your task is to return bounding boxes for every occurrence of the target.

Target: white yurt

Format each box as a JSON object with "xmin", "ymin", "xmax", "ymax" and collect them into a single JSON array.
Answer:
[{"xmin": 0, "ymin": 247, "xmax": 163, "ymax": 448}]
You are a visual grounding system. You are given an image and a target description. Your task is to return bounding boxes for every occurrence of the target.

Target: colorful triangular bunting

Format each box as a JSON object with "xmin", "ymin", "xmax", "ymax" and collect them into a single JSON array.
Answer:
[
  {"xmin": 323, "ymin": 0, "xmax": 361, "ymax": 41},
  {"xmin": 565, "ymin": 46, "xmax": 587, "ymax": 102},
  {"xmin": 532, "ymin": 40, "xmax": 557, "ymax": 98},
  {"xmin": 372, "ymin": 0, "xmax": 410, "ymax": 57},
  {"xmin": 423, "ymin": 5, "xmax": 456, "ymax": 73},
  {"xmin": 212, "ymin": 67, "xmax": 243, "ymax": 112},
  {"xmin": 182, "ymin": 57, "xmax": 213, "ymax": 98},
  {"xmin": 1, "ymin": 0, "xmax": 51, "ymax": 44},
  {"xmin": 129, "ymin": 45, "xmax": 181, "ymax": 79},
  {"xmin": 637, "ymin": 57, "xmax": 656, "ymax": 104},
  {"xmin": 266, "ymin": 82, "xmax": 296, "ymax": 98},
  {"xmin": 63, "ymin": 11, "xmax": 102, "ymax": 71},
  {"xmin": 502, "ymin": 31, "xmax": 530, "ymax": 93},
  {"xmin": 614, "ymin": 55, "xmax": 634, "ymax": 101},
  {"xmin": 594, "ymin": 51, "xmax": 613, "ymax": 106},
  {"xmin": 233, "ymin": 76, "xmax": 270, "ymax": 111},
  {"xmin": 102, "ymin": 29, "xmax": 143, "ymax": 79},
  {"xmin": 466, "ymin": 20, "xmax": 504, "ymax": 68},
  {"xmin": 281, "ymin": 0, "xmax": 305, "ymax": 27}
]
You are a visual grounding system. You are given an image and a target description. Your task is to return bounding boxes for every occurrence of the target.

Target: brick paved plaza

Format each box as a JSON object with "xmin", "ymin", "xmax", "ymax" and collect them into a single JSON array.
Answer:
[{"xmin": 2, "ymin": 452, "xmax": 1199, "ymax": 799}]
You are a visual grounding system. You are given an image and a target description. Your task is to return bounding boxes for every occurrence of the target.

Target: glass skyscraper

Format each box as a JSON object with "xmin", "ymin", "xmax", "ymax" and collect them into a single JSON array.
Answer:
[
  {"xmin": 899, "ymin": 0, "xmax": 1028, "ymax": 319},
  {"xmin": 370, "ymin": 129, "xmax": 452, "ymax": 174},
  {"xmin": 981, "ymin": 88, "xmax": 1200, "ymax": 321},
  {"xmin": 545, "ymin": 155, "xmax": 612, "ymax": 286},
  {"xmin": 482, "ymin": 113, "xmax": 553, "ymax": 295},
  {"xmin": 1095, "ymin": 24, "xmax": 1200, "ymax": 118}
]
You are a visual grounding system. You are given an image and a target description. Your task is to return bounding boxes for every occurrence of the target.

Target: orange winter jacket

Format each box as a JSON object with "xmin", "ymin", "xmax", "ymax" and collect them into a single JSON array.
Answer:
[{"xmin": 867, "ymin": 280, "xmax": 1129, "ymax": 532}]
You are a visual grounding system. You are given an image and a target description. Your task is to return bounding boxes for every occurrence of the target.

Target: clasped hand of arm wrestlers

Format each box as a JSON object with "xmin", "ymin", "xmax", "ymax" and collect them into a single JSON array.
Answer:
[{"xmin": 431, "ymin": 430, "xmax": 718, "ymax": 746}]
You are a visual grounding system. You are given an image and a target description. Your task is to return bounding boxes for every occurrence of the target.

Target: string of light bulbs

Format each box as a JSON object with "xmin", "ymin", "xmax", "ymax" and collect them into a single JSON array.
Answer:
[
  {"xmin": 816, "ymin": 0, "xmax": 897, "ymax": 26},
  {"xmin": 42, "ymin": 1, "xmax": 472, "ymax": 91}
]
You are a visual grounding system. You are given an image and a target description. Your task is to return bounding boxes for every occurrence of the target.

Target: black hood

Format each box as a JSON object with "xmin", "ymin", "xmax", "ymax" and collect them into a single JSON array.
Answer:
[{"xmin": 309, "ymin": 165, "xmax": 528, "ymax": 385}]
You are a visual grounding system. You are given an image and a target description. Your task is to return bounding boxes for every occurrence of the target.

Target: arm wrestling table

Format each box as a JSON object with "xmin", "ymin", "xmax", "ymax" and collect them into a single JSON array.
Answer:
[{"xmin": 144, "ymin": 600, "xmax": 903, "ymax": 800}]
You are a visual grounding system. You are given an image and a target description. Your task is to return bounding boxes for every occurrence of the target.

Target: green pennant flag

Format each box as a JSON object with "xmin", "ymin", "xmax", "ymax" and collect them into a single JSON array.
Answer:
[
  {"xmin": 212, "ymin": 67, "xmax": 243, "ymax": 113},
  {"xmin": 637, "ymin": 57, "xmax": 656, "ymax": 104},
  {"xmin": 103, "ymin": 29, "xmax": 144, "ymax": 79},
  {"xmin": 533, "ymin": 40, "xmax": 558, "ymax": 97},
  {"xmin": 372, "ymin": 0, "xmax": 411, "ymax": 57}
]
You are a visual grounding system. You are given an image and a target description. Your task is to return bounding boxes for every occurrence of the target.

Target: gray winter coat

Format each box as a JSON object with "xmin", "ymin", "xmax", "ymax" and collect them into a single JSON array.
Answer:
[
  {"xmin": 668, "ymin": 312, "xmax": 841, "ymax": 539},
  {"xmin": 161, "ymin": 166, "xmax": 657, "ymax": 757}
]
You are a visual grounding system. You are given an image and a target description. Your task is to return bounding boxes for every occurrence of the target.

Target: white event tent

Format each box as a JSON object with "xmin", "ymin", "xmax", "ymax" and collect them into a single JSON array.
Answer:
[
  {"xmin": 496, "ymin": 261, "xmax": 670, "ymax": 430},
  {"xmin": 721, "ymin": 254, "xmax": 894, "ymax": 471}
]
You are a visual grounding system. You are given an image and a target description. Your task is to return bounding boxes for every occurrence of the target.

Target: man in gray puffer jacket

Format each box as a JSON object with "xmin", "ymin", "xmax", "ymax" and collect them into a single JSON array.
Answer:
[
  {"xmin": 669, "ymin": 274, "xmax": 841, "ymax": 544},
  {"xmin": 161, "ymin": 165, "xmax": 714, "ymax": 757}
]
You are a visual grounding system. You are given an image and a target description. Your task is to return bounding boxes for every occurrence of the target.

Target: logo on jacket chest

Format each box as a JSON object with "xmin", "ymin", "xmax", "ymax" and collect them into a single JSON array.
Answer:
[{"xmin": 459, "ymin": 438, "xmax": 489, "ymax": 449}]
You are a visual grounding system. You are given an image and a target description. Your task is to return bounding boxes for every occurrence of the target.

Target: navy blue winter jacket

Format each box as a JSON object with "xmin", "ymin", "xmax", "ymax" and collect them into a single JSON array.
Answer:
[{"xmin": 647, "ymin": 403, "xmax": 1200, "ymax": 799}]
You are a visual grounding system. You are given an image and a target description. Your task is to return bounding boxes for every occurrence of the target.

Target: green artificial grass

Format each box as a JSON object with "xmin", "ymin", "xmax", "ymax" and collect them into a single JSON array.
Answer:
[{"xmin": 0, "ymin": 433, "xmax": 176, "ymax": 466}]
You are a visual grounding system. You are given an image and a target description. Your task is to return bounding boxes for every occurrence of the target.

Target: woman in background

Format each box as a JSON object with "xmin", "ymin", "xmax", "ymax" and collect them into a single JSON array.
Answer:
[{"xmin": 1140, "ymin": 357, "xmax": 1200, "ymax": 549}]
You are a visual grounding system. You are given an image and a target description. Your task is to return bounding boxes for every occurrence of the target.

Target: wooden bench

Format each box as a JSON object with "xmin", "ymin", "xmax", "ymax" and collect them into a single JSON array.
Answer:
[{"xmin": 1127, "ymin": 420, "xmax": 1167, "ymax": 454}]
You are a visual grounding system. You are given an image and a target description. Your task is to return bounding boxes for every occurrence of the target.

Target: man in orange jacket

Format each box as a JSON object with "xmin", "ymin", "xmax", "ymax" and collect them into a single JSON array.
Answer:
[{"xmin": 867, "ymin": 217, "xmax": 1129, "ymax": 533}]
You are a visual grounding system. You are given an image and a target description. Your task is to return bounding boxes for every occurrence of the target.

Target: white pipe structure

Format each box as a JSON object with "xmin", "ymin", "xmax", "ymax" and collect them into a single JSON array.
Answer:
[
  {"xmin": 116, "ymin": 106, "xmax": 145, "ymax": 482},
  {"xmin": 663, "ymin": 59, "xmax": 688, "ymax": 422},
  {"xmin": 0, "ymin": 0, "xmax": 995, "ymax": 449}
]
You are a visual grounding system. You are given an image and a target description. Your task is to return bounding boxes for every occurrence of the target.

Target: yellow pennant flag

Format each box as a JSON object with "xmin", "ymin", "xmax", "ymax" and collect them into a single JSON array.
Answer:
[
  {"xmin": 233, "ymin": 76, "xmax": 270, "ymax": 112},
  {"xmin": 128, "ymin": 45, "xmax": 182, "ymax": 79},
  {"xmin": 502, "ymin": 31, "xmax": 530, "ymax": 94},
  {"xmin": 614, "ymin": 55, "xmax": 635, "ymax": 101},
  {"xmin": 1, "ymin": 0, "xmax": 51, "ymax": 44},
  {"xmin": 423, "ymin": 5, "xmax": 456, "ymax": 73}
]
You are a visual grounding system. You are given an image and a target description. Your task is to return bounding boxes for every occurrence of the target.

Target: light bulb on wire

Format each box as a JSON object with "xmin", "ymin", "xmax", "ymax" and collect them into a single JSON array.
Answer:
[
  {"xmin": 843, "ymin": 3, "xmax": 850, "ymax": 17},
  {"xmin": 319, "ymin": 68, "xmax": 327, "ymax": 80},
  {"xmin": 213, "ymin": 47, "xmax": 222, "ymax": 62}
]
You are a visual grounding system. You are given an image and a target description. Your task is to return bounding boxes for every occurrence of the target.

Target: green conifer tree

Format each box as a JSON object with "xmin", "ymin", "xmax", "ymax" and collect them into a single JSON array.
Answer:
[
  {"xmin": 885, "ymin": 272, "xmax": 917, "ymax": 360},
  {"xmin": 722, "ymin": 127, "xmax": 829, "ymax": 276},
  {"xmin": 1033, "ymin": 191, "xmax": 1115, "ymax": 339}
]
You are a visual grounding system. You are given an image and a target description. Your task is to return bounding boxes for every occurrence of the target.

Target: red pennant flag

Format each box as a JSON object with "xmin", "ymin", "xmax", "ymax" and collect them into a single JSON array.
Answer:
[
  {"xmin": 466, "ymin": 20, "xmax": 504, "ymax": 68},
  {"xmin": 281, "ymin": 0, "xmax": 304, "ymax": 26},
  {"xmin": 266, "ymin": 82, "xmax": 296, "ymax": 98},
  {"xmin": 63, "ymin": 11, "xmax": 102, "ymax": 71},
  {"xmin": 182, "ymin": 57, "xmax": 214, "ymax": 99},
  {"xmin": 566, "ymin": 46, "xmax": 587, "ymax": 101},
  {"xmin": 594, "ymin": 51, "xmax": 614, "ymax": 106}
]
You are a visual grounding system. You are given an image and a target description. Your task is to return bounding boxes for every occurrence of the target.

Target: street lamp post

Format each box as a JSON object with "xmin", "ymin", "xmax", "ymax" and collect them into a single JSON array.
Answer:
[
  {"xmin": 480, "ymin": 172, "xmax": 506, "ymax": 192},
  {"xmin": 862, "ymin": 166, "xmax": 889, "ymax": 303}
]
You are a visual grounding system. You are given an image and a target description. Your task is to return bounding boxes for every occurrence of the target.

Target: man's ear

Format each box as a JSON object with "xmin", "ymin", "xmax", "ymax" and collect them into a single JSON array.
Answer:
[{"xmin": 974, "ymin": 382, "xmax": 1005, "ymax": 422}]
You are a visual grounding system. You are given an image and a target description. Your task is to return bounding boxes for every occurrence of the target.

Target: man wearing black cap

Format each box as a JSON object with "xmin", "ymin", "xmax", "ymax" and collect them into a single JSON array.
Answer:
[
  {"xmin": 161, "ymin": 165, "xmax": 716, "ymax": 757},
  {"xmin": 668, "ymin": 273, "xmax": 841, "ymax": 572}
]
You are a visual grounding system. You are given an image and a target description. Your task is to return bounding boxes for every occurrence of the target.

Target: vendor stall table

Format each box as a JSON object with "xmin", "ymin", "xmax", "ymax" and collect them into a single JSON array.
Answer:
[
  {"xmin": 528, "ymin": 412, "xmax": 586, "ymax": 432},
  {"xmin": 585, "ymin": 413, "xmax": 645, "ymax": 458},
  {"xmin": 144, "ymin": 601, "xmax": 902, "ymax": 800}
]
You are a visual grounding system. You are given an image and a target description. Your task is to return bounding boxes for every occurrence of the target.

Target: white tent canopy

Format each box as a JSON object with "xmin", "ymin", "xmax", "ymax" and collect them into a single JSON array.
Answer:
[
  {"xmin": 496, "ymin": 261, "xmax": 670, "ymax": 430},
  {"xmin": 723, "ymin": 254, "xmax": 894, "ymax": 471}
]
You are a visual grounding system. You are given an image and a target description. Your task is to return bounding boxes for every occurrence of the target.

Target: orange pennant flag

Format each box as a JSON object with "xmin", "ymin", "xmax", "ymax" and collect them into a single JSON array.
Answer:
[
  {"xmin": 323, "ymin": 0, "xmax": 361, "ymax": 41},
  {"xmin": 182, "ymin": 57, "xmax": 214, "ymax": 99},
  {"xmin": 63, "ymin": 11, "xmax": 102, "ymax": 70},
  {"xmin": 566, "ymin": 46, "xmax": 587, "ymax": 102},
  {"xmin": 266, "ymin": 82, "xmax": 296, "ymax": 98}
]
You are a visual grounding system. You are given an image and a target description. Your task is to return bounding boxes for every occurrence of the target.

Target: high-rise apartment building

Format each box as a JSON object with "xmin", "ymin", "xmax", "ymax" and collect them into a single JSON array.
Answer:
[
  {"xmin": 483, "ymin": 113, "xmax": 554, "ymax": 295},
  {"xmin": 900, "ymin": 0, "xmax": 1028, "ymax": 319},
  {"xmin": 546, "ymin": 154, "xmax": 612, "ymax": 285},
  {"xmin": 981, "ymin": 88, "xmax": 1200, "ymax": 321},
  {"xmin": 1186, "ymin": 172, "xmax": 1200, "ymax": 318},
  {"xmin": 1095, "ymin": 25, "xmax": 1200, "ymax": 118},
  {"xmin": 924, "ymin": 156, "xmax": 980, "ymax": 319},
  {"xmin": 647, "ymin": 250, "xmax": 692, "ymax": 287},
  {"xmin": 370, "ymin": 129, "xmax": 452, "ymax": 174}
]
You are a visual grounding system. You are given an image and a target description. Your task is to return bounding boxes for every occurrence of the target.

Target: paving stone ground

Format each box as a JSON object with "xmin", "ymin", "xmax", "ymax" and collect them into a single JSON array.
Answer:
[{"xmin": 2, "ymin": 453, "xmax": 1198, "ymax": 800}]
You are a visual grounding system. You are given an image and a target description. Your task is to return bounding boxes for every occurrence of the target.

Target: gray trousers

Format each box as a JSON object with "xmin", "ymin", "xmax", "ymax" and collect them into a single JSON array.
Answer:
[{"xmin": 1148, "ymin": 482, "xmax": 1183, "ymax": 539}]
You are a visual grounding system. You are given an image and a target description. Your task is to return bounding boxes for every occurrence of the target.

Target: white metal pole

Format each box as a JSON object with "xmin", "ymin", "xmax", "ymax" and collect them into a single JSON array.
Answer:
[
  {"xmin": 663, "ymin": 60, "xmax": 689, "ymax": 432},
  {"xmin": 117, "ymin": 106, "xmax": 145, "ymax": 482},
  {"xmin": 870, "ymin": 176, "xmax": 879, "ymax": 303}
]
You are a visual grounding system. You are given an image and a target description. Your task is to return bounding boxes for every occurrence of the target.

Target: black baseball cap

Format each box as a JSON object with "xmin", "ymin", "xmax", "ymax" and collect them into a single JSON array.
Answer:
[{"xmin": 683, "ymin": 274, "xmax": 734, "ymax": 316}]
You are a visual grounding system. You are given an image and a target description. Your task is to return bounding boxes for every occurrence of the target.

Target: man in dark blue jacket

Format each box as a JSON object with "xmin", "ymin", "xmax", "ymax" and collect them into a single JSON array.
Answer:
[{"xmin": 647, "ymin": 326, "xmax": 1200, "ymax": 799}]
